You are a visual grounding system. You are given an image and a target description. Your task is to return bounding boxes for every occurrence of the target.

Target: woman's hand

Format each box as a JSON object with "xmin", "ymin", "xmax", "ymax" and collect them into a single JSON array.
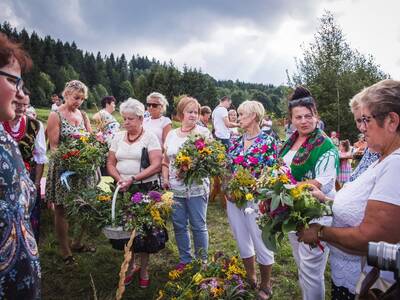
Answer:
[
  {"xmin": 162, "ymin": 179, "xmax": 170, "ymax": 190},
  {"xmin": 297, "ymin": 223, "xmax": 322, "ymax": 245},
  {"xmin": 307, "ymin": 184, "xmax": 326, "ymax": 202},
  {"xmin": 118, "ymin": 178, "xmax": 133, "ymax": 192}
]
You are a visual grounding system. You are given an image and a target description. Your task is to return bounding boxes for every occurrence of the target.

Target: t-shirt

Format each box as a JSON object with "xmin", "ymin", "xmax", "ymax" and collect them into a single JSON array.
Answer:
[
  {"xmin": 51, "ymin": 103, "xmax": 60, "ymax": 111},
  {"xmin": 212, "ymin": 106, "xmax": 230, "ymax": 139},
  {"xmin": 143, "ymin": 116, "xmax": 172, "ymax": 147},
  {"xmin": 109, "ymin": 130, "xmax": 161, "ymax": 182},
  {"xmin": 330, "ymin": 148, "xmax": 400, "ymax": 293},
  {"xmin": 164, "ymin": 125, "xmax": 211, "ymax": 197}
]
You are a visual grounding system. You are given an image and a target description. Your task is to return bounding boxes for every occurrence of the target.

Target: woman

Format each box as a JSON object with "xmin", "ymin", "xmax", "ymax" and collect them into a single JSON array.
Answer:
[
  {"xmin": 107, "ymin": 98, "xmax": 162, "ymax": 288},
  {"xmin": 227, "ymin": 100, "xmax": 278, "ymax": 300},
  {"xmin": 338, "ymin": 139, "xmax": 353, "ymax": 186},
  {"xmin": 162, "ymin": 96, "xmax": 211, "ymax": 271},
  {"xmin": 92, "ymin": 95, "xmax": 120, "ymax": 145},
  {"xmin": 228, "ymin": 109, "xmax": 240, "ymax": 138},
  {"xmin": 198, "ymin": 105, "xmax": 212, "ymax": 128},
  {"xmin": 143, "ymin": 92, "xmax": 172, "ymax": 149},
  {"xmin": 0, "ymin": 33, "xmax": 40, "ymax": 299},
  {"xmin": 298, "ymin": 79, "xmax": 400, "ymax": 299},
  {"xmin": 280, "ymin": 86, "xmax": 338, "ymax": 300},
  {"xmin": 46, "ymin": 80, "xmax": 96, "ymax": 265}
]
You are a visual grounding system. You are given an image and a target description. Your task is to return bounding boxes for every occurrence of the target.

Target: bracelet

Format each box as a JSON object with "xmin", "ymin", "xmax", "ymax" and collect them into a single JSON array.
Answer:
[{"xmin": 317, "ymin": 225, "xmax": 325, "ymax": 240}]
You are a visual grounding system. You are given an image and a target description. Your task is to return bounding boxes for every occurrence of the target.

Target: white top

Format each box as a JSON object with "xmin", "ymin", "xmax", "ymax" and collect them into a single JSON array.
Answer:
[
  {"xmin": 212, "ymin": 106, "xmax": 230, "ymax": 139},
  {"xmin": 330, "ymin": 148, "xmax": 400, "ymax": 293},
  {"xmin": 109, "ymin": 130, "xmax": 161, "ymax": 182},
  {"xmin": 11, "ymin": 118, "xmax": 48, "ymax": 164},
  {"xmin": 51, "ymin": 103, "xmax": 60, "ymax": 111},
  {"xmin": 165, "ymin": 125, "xmax": 211, "ymax": 197},
  {"xmin": 143, "ymin": 116, "xmax": 172, "ymax": 147}
]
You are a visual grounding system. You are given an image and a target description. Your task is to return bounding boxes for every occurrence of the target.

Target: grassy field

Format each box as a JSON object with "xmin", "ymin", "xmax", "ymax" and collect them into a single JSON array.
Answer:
[{"xmin": 36, "ymin": 107, "xmax": 330, "ymax": 299}]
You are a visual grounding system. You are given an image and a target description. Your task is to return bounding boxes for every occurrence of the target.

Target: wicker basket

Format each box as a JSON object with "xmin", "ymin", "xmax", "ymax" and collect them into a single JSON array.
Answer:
[{"xmin": 102, "ymin": 185, "xmax": 132, "ymax": 250}]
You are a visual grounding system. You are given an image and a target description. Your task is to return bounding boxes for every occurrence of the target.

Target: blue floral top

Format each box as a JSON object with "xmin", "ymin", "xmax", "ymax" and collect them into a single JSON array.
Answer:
[
  {"xmin": 0, "ymin": 128, "xmax": 40, "ymax": 299},
  {"xmin": 228, "ymin": 131, "xmax": 278, "ymax": 177},
  {"xmin": 349, "ymin": 148, "xmax": 380, "ymax": 182}
]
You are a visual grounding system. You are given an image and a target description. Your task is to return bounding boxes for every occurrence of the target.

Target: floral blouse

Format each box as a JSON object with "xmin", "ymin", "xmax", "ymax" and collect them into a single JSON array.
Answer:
[{"xmin": 228, "ymin": 131, "xmax": 278, "ymax": 178}]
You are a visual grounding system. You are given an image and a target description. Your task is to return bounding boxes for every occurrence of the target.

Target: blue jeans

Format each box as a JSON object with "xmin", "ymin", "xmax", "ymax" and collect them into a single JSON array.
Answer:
[
  {"xmin": 172, "ymin": 194, "xmax": 209, "ymax": 263},
  {"xmin": 216, "ymin": 137, "xmax": 230, "ymax": 151}
]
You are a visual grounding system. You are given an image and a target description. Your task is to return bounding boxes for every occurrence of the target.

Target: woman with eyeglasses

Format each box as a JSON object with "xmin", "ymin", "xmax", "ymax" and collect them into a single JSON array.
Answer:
[
  {"xmin": 298, "ymin": 80, "xmax": 400, "ymax": 299},
  {"xmin": 0, "ymin": 33, "xmax": 41, "ymax": 299},
  {"xmin": 143, "ymin": 92, "xmax": 172, "ymax": 150},
  {"xmin": 279, "ymin": 86, "xmax": 339, "ymax": 300}
]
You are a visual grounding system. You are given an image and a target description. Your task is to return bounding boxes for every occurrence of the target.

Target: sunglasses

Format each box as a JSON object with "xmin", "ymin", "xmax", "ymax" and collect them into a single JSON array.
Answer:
[
  {"xmin": 0, "ymin": 70, "xmax": 24, "ymax": 92},
  {"xmin": 146, "ymin": 103, "xmax": 161, "ymax": 108},
  {"xmin": 288, "ymin": 96, "xmax": 315, "ymax": 108}
]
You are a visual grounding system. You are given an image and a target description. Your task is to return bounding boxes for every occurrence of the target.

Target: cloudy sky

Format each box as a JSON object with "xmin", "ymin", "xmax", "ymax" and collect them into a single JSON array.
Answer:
[{"xmin": 1, "ymin": 0, "xmax": 399, "ymax": 85}]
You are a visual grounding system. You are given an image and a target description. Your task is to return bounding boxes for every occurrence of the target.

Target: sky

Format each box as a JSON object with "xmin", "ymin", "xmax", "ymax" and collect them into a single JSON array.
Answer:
[{"xmin": 1, "ymin": 0, "xmax": 399, "ymax": 86}]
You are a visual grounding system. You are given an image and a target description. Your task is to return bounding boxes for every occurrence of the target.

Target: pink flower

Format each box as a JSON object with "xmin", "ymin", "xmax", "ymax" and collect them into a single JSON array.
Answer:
[
  {"xmin": 252, "ymin": 148, "xmax": 260, "ymax": 154},
  {"xmin": 95, "ymin": 132, "xmax": 105, "ymax": 143},
  {"xmin": 194, "ymin": 139, "xmax": 206, "ymax": 150},
  {"xmin": 249, "ymin": 157, "xmax": 259, "ymax": 164},
  {"xmin": 71, "ymin": 134, "xmax": 82, "ymax": 139},
  {"xmin": 261, "ymin": 144, "xmax": 269, "ymax": 153},
  {"xmin": 131, "ymin": 192, "xmax": 143, "ymax": 203},
  {"xmin": 233, "ymin": 156, "xmax": 244, "ymax": 164}
]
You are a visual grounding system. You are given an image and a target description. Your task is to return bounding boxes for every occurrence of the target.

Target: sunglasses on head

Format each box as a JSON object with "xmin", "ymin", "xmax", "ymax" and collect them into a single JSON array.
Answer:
[
  {"xmin": 146, "ymin": 103, "xmax": 161, "ymax": 108},
  {"xmin": 288, "ymin": 96, "xmax": 315, "ymax": 108}
]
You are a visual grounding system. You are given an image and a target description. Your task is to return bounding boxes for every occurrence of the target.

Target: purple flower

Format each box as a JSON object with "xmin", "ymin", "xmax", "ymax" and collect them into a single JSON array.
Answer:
[
  {"xmin": 148, "ymin": 191, "xmax": 161, "ymax": 202},
  {"xmin": 131, "ymin": 192, "xmax": 143, "ymax": 203}
]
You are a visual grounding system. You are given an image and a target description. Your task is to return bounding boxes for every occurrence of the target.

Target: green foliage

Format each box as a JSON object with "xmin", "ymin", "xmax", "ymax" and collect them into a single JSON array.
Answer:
[{"xmin": 289, "ymin": 11, "xmax": 388, "ymax": 140}]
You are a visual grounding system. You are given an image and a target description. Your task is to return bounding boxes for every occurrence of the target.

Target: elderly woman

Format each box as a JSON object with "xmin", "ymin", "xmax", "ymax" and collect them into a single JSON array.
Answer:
[
  {"xmin": 227, "ymin": 100, "xmax": 278, "ymax": 300},
  {"xmin": 280, "ymin": 86, "xmax": 338, "ymax": 300},
  {"xmin": 0, "ymin": 33, "xmax": 40, "ymax": 299},
  {"xmin": 46, "ymin": 80, "xmax": 96, "ymax": 265},
  {"xmin": 143, "ymin": 92, "xmax": 172, "ymax": 148},
  {"xmin": 298, "ymin": 79, "xmax": 400, "ymax": 300},
  {"xmin": 162, "ymin": 96, "xmax": 211, "ymax": 271},
  {"xmin": 197, "ymin": 105, "xmax": 212, "ymax": 128},
  {"xmin": 107, "ymin": 98, "xmax": 162, "ymax": 288},
  {"xmin": 92, "ymin": 95, "xmax": 120, "ymax": 144}
]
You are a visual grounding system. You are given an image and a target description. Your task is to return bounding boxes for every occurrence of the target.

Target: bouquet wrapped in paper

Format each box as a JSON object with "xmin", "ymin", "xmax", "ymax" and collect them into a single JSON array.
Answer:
[
  {"xmin": 256, "ymin": 160, "xmax": 332, "ymax": 252},
  {"xmin": 173, "ymin": 134, "xmax": 228, "ymax": 185}
]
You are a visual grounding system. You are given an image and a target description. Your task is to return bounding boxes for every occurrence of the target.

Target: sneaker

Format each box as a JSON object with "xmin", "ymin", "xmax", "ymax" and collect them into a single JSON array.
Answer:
[
  {"xmin": 139, "ymin": 277, "xmax": 150, "ymax": 288},
  {"xmin": 124, "ymin": 266, "xmax": 140, "ymax": 286},
  {"xmin": 175, "ymin": 262, "xmax": 187, "ymax": 272}
]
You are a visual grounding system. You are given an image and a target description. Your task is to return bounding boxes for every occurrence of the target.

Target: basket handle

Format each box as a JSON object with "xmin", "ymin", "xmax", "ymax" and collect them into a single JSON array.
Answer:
[{"xmin": 111, "ymin": 185, "xmax": 121, "ymax": 222}]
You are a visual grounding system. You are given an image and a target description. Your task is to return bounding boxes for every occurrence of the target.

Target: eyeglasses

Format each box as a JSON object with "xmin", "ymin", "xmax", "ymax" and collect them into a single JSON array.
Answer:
[
  {"xmin": 146, "ymin": 103, "xmax": 161, "ymax": 108},
  {"xmin": 0, "ymin": 70, "xmax": 24, "ymax": 92},
  {"xmin": 288, "ymin": 96, "xmax": 315, "ymax": 108},
  {"xmin": 293, "ymin": 114, "xmax": 314, "ymax": 121},
  {"xmin": 355, "ymin": 113, "xmax": 387, "ymax": 128}
]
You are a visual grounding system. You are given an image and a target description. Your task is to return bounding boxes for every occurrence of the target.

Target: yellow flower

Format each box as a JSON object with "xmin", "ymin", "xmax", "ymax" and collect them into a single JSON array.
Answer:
[
  {"xmin": 192, "ymin": 272, "xmax": 203, "ymax": 284},
  {"xmin": 161, "ymin": 191, "xmax": 174, "ymax": 204},
  {"xmin": 97, "ymin": 195, "xmax": 111, "ymax": 202},
  {"xmin": 156, "ymin": 289, "xmax": 164, "ymax": 300},
  {"xmin": 80, "ymin": 136, "xmax": 89, "ymax": 143},
  {"xmin": 168, "ymin": 269, "xmax": 183, "ymax": 280},
  {"xmin": 290, "ymin": 186, "xmax": 302, "ymax": 199},
  {"xmin": 245, "ymin": 193, "xmax": 254, "ymax": 201},
  {"xmin": 278, "ymin": 174, "xmax": 290, "ymax": 184},
  {"xmin": 199, "ymin": 147, "xmax": 212, "ymax": 155},
  {"xmin": 217, "ymin": 153, "xmax": 226, "ymax": 162},
  {"xmin": 150, "ymin": 207, "xmax": 163, "ymax": 225},
  {"xmin": 211, "ymin": 286, "xmax": 224, "ymax": 297}
]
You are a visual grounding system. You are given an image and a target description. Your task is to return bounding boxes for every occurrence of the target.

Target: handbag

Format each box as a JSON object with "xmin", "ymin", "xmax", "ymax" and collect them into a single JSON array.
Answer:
[
  {"xmin": 132, "ymin": 227, "xmax": 169, "ymax": 254},
  {"xmin": 140, "ymin": 147, "xmax": 150, "ymax": 170}
]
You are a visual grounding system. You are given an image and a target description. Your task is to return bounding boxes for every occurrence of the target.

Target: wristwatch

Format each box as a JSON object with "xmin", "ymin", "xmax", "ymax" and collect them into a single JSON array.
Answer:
[{"xmin": 317, "ymin": 225, "xmax": 325, "ymax": 240}]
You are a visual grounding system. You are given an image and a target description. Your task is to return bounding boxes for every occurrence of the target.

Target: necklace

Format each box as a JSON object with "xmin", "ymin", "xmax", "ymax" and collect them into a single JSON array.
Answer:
[
  {"xmin": 127, "ymin": 127, "xmax": 143, "ymax": 143},
  {"xmin": 181, "ymin": 125, "xmax": 196, "ymax": 133},
  {"xmin": 3, "ymin": 117, "xmax": 26, "ymax": 141},
  {"xmin": 244, "ymin": 131, "xmax": 260, "ymax": 141}
]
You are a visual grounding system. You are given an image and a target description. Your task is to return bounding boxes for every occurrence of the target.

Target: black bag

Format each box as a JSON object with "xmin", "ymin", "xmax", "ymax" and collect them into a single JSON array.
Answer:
[
  {"xmin": 132, "ymin": 227, "xmax": 169, "ymax": 254},
  {"xmin": 140, "ymin": 147, "xmax": 150, "ymax": 170}
]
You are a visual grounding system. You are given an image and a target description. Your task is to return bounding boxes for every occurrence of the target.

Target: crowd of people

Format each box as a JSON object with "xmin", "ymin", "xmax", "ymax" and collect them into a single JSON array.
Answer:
[{"xmin": 1, "ymin": 32, "xmax": 400, "ymax": 300}]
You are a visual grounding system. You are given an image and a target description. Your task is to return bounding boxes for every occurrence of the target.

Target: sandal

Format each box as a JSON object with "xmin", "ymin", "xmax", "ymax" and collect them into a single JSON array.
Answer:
[
  {"xmin": 257, "ymin": 287, "xmax": 273, "ymax": 300},
  {"xmin": 124, "ymin": 266, "xmax": 141, "ymax": 286},
  {"xmin": 63, "ymin": 256, "xmax": 76, "ymax": 266},
  {"xmin": 71, "ymin": 244, "xmax": 97, "ymax": 253}
]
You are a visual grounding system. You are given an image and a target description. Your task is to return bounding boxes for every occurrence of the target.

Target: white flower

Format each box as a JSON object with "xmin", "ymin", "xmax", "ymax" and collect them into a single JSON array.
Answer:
[
  {"xmin": 244, "ymin": 207, "xmax": 255, "ymax": 215},
  {"xmin": 283, "ymin": 184, "xmax": 296, "ymax": 190}
]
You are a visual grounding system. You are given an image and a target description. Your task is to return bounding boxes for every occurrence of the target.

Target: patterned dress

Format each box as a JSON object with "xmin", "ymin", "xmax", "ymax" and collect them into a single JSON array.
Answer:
[
  {"xmin": 45, "ymin": 111, "xmax": 96, "ymax": 204},
  {"xmin": 0, "ymin": 128, "xmax": 40, "ymax": 299}
]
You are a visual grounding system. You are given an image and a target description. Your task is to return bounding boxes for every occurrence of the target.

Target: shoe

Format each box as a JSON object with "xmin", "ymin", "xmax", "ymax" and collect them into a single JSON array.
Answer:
[
  {"xmin": 139, "ymin": 277, "xmax": 150, "ymax": 288},
  {"xmin": 175, "ymin": 262, "xmax": 187, "ymax": 272},
  {"xmin": 124, "ymin": 266, "xmax": 140, "ymax": 286}
]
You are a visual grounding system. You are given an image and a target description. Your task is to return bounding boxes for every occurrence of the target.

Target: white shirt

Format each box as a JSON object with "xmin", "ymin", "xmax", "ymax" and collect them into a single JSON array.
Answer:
[
  {"xmin": 143, "ymin": 116, "xmax": 172, "ymax": 147},
  {"xmin": 51, "ymin": 103, "xmax": 60, "ymax": 111},
  {"xmin": 164, "ymin": 125, "xmax": 211, "ymax": 197},
  {"xmin": 212, "ymin": 106, "xmax": 230, "ymax": 139},
  {"xmin": 330, "ymin": 148, "xmax": 400, "ymax": 293},
  {"xmin": 109, "ymin": 130, "xmax": 161, "ymax": 182}
]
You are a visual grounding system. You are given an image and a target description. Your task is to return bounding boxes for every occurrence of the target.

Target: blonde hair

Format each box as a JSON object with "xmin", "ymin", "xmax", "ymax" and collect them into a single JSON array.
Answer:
[
  {"xmin": 237, "ymin": 100, "xmax": 265, "ymax": 125},
  {"xmin": 120, "ymin": 98, "xmax": 145, "ymax": 117},
  {"xmin": 146, "ymin": 92, "xmax": 168, "ymax": 114},
  {"xmin": 176, "ymin": 96, "xmax": 200, "ymax": 121},
  {"xmin": 62, "ymin": 80, "xmax": 88, "ymax": 99}
]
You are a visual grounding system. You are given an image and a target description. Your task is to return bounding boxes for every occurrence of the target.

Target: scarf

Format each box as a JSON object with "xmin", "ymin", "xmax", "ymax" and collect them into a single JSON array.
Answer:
[{"xmin": 280, "ymin": 128, "xmax": 338, "ymax": 181}]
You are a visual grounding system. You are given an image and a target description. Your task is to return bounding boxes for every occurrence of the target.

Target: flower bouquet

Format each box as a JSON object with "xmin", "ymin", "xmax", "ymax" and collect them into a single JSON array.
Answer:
[
  {"xmin": 156, "ymin": 253, "xmax": 254, "ymax": 300},
  {"xmin": 173, "ymin": 134, "xmax": 228, "ymax": 185},
  {"xmin": 256, "ymin": 160, "xmax": 332, "ymax": 252},
  {"xmin": 227, "ymin": 166, "xmax": 257, "ymax": 208}
]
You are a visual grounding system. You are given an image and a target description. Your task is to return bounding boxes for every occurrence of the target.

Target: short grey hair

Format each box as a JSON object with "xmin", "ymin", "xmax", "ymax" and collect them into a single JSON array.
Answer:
[
  {"xmin": 62, "ymin": 80, "xmax": 88, "ymax": 99},
  {"xmin": 120, "ymin": 98, "xmax": 145, "ymax": 117},
  {"xmin": 237, "ymin": 100, "xmax": 265, "ymax": 125},
  {"xmin": 146, "ymin": 92, "xmax": 168, "ymax": 114}
]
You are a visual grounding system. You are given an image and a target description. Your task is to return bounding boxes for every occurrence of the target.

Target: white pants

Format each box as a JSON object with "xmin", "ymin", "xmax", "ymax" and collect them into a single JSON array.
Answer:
[
  {"xmin": 227, "ymin": 201, "xmax": 274, "ymax": 265},
  {"xmin": 288, "ymin": 221, "xmax": 330, "ymax": 300}
]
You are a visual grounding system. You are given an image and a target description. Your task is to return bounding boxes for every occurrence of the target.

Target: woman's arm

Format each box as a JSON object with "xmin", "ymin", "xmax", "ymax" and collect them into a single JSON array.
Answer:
[
  {"xmin": 133, "ymin": 149, "xmax": 162, "ymax": 181},
  {"xmin": 162, "ymin": 149, "xmax": 170, "ymax": 189},
  {"xmin": 106, "ymin": 151, "xmax": 122, "ymax": 182},
  {"xmin": 82, "ymin": 110, "xmax": 92, "ymax": 133},
  {"xmin": 161, "ymin": 124, "xmax": 172, "ymax": 149},
  {"xmin": 47, "ymin": 112, "xmax": 60, "ymax": 151}
]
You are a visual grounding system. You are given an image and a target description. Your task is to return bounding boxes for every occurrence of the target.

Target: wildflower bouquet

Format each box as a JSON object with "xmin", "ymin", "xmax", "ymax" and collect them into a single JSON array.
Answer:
[
  {"xmin": 256, "ymin": 160, "xmax": 332, "ymax": 252},
  {"xmin": 227, "ymin": 166, "xmax": 257, "ymax": 208},
  {"xmin": 51, "ymin": 131, "xmax": 108, "ymax": 176},
  {"xmin": 173, "ymin": 134, "xmax": 228, "ymax": 185},
  {"xmin": 156, "ymin": 253, "xmax": 254, "ymax": 300}
]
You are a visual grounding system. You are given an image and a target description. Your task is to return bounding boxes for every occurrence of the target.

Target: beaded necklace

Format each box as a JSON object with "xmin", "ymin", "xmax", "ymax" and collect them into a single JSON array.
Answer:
[{"xmin": 3, "ymin": 117, "xmax": 26, "ymax": 141}]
